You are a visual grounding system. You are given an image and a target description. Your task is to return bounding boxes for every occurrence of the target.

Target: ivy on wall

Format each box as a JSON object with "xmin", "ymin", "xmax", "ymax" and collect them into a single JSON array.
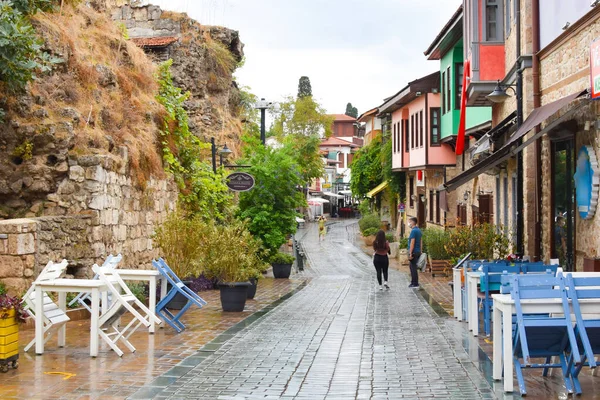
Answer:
[{"xmin": 156, "ymin": 60, "xmax": 232, "ymax": 219}]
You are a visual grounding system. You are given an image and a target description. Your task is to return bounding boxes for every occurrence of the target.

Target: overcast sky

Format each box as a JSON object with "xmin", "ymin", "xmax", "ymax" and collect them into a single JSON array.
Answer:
[{"xmin": 150, "ymin": 0, "xmax": 462, "ymax": 116}]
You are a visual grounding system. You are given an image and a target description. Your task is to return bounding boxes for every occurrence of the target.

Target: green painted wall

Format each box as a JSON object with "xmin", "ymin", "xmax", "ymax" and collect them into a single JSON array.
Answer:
[{"xmin": 439, "ymin": 39, "xmax": 491, "ymax": 140}]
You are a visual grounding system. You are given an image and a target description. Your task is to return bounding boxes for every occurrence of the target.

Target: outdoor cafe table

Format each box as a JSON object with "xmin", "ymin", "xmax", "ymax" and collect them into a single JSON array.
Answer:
[
  {"xmin": 34, "ymin": 279, "xmax": 108, "ymax": 357},
  {"xmin": 116, "ymin": 269, "xmax": 167, "ymax": 333},
  {"xmin": 492, "ymin": 291, "xmax": 600, "ymax": 393}
]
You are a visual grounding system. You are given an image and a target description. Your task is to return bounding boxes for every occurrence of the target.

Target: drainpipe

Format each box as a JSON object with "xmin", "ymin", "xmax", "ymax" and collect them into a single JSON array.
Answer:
[
  {"xmin": 532, "ymin": 0, "xmax": 542, "ymax": 260},
  {"xmin": 516, "ymin": 0, "xmax": 525, "ymax": 256}
]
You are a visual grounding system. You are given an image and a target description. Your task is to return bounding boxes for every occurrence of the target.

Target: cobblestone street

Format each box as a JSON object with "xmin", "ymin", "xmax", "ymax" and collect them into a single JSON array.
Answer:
[{"xmin": 133, "ymin": 220, "xmax": 495, "ymax": 399}]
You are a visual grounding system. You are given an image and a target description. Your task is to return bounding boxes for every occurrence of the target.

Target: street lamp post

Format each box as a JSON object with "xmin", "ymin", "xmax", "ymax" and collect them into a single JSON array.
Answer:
[
  {"xmin": 210, "ymin": 137, "xmax": 232, "ymax": 173},
  {"xmin": 255, "ymin": 98, "xmax": 272, "ymax": 146}
]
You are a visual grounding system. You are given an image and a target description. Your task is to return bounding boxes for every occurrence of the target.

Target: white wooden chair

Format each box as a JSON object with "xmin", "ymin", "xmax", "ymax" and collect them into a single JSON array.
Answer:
[
  {"xmin": 92, "ymin": 264, "xmax": 162, "ymax": 357},
  {"xmin": 22, "ymin": 259, "xmax": 70, "ymax": 352},
  {"xmin": 68, "ymin": 254, "xmax": 123, "ymax": 312}
]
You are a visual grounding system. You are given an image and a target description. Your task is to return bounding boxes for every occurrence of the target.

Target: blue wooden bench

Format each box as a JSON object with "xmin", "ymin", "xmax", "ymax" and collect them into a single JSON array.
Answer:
[
  {"xmin": 564, "ymin": 274, "xmax": 600, "ymax": 395},
  {"xmin": 510, "ymin": 273, "xmax": 581, "ymax": 396},
  {"xmin": 152, "ymin": 258, "xmax": 207, "ymax": 333}
]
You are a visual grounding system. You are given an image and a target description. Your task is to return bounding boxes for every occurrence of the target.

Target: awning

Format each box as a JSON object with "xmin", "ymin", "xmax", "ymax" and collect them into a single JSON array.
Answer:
[
  {"xmin": 366, "ymin": 181, "xmax": 389, "ymax": 198},
  {"xmin": 322, "ymin": 191, "xmax": 344, "ymax": 199},
  {"xmin": 338, "ymin": 190, "xmax": 352, "ymax": 195},
  {"xmin": 308, "ymin": 197, "xmax": 329, "ymax": 205},
  {"xmin": 470, "ymin": 134, "xmax": 491, "ymax": 157},
  {"xmin": 440, "ymin": 90, "xmax": 588, "ymax": 192}
]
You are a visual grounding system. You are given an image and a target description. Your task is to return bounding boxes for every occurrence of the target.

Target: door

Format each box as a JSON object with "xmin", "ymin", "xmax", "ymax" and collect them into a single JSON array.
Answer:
[{"xmin": 551, "ymin": 139, "xmax": 575, "ymax": 271}]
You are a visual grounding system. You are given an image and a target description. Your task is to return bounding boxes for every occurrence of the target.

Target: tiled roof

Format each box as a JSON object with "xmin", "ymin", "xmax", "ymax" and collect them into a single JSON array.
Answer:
[
  {"xmin": 331, "ymin": 114, "xmax": 357, "ymax": 122},
  {"xmin": 131, "ymin": 36, "xmax": 179, "ymax": 48},
  {"xmin": 320, "ymin": 137, "xmax": 358, "ymax": 147}
]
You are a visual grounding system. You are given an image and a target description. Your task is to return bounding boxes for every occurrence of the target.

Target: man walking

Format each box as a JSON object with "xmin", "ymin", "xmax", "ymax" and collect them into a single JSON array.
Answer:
[{"xmin": 407, "ymin": 217, "xmax": 422, "ymax": 288}]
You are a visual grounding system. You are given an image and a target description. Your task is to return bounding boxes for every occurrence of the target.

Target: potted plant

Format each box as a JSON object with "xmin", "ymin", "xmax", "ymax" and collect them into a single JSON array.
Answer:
[
  {"xmin": 153, "ymin": 212, "xmax": 205, "ymax": 309},
  {"xmin": 246, "ymin": 268, "xmax": 262, "ymax": 299},
  {"xmin": 0, "ymin": 284, "xmax": 27, "ymax": 373},
  {"xmin": 270, "ymin": 252, "xmax": 295, "ymax": 279},
  {"xmin": 200, "ymin": 218, "xmax": 269, "ymax": 311}
]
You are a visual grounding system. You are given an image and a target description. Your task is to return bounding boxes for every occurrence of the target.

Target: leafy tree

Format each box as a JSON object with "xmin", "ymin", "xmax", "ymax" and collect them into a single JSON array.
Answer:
[
  {"xmin": 156, "ymin": 60, "xmax": 232, "ymax": 219},
  {"xmin": 297, "ymin": 76, "xmax": 312, "ymax": 98},
  {"xmin": 0, "ymin": 0, "xmax": 61, "ymax": 93},
  {"xmin": 350, "ymin": 135, "xmax": 383, "ymax": 197},
  {"xmin": 382, "ymin": 136, "xmax": 405, "ymax": 200},
  {"xmin": 345, "ymin": 102, "xmax": 358, "ymax": 118},
  {"xmin": 271, "ymin": 95, "xmax": 334, "ymax": 183},
  {"xmin": 238, "ymin": 136, "xmax": 305, "ymax": 255}
]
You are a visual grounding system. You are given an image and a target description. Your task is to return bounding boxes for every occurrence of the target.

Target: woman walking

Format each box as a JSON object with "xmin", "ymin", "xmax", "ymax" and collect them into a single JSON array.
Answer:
[
  {"xmin": 318, "ymin": 215, "xmax": 327, "ymax": 241},
  {"xmin": 372, "ymin": 229, "xmax": 391, "ymax": 290}
]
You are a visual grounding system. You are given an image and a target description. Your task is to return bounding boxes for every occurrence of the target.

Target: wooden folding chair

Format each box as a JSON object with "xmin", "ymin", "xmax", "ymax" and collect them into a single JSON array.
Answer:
[
  {"xmin": 92, "ymin": 264, "xmax": 162, "ymax": 357},
  {"xmin": 22, "ymin": 260, "xmax": 70, "ymax": 352},
  {"xmin": 510, "ymin": 273, "xmax": 580, "ymax": 396},
  {"xmin": 68, "ymin": 254, "xmax": 123, "ymax": 311},
  {"xmin": 152, "ymin": 258, "xmax": 207, "ymax": 333},
  {"xmin": 565, "ymin": 274, "xmax": 600, "ymax": 395}
]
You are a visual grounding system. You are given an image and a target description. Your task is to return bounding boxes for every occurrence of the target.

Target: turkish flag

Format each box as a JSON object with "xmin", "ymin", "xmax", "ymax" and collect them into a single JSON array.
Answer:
[{"xmin": 456, "ymin": 60, "xmax": 470, "ymax": 155}]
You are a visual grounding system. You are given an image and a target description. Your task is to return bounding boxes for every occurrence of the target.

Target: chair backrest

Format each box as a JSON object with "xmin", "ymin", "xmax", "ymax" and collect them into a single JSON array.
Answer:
[
  {"xmin": 565, "ymin": 274, "xmax": 600, "ymax": 365},
  {"xmin": 22, "ymin": 259, "xmax": 69, "ymax": 322},
  {"xmin": 520, "ymin": 262, "xmax": 558, "ymax": 274},
  {"xmin": 510, "ymin": 273, "xmax": 569, "ymax": 302},
  {"xmin": 152, "ymin": 258, "xmax": 183, "ymax": 287},
  {"xmin": 481, "ymin": 263, "xmax": 520, "ymax": 292}
]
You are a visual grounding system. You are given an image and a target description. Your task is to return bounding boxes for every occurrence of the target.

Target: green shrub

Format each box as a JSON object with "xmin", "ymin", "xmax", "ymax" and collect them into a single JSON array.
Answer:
[
  {"xmin": 358, "ymin": 199, "xmax": 370, "ymax": 216},
  {"xmin": 127, "ymin": 282, "xmax": 148, "ymax": 304},
  {"xmin": 385, "ymin": 233, "xmax": 395, "ymax": 242},
  {"xmin": 269, "ymin": 252, "xmax": 295, "ymax": 265},
  {"xmin": 444, "ymin": 223, "xmax": 510, "ymax": 260},
  {"xmin": 0, "ymin": 282, "xmax": 6, "ymax": 295},
  {"xmin": 153, "ymin": 210, "xmax": 206, "ymax": 279},
  {"xmin": 422, "ymin": 228, "xmax": 450, "ymax": 260},
  {"xmin": 358, "ymin": 213, "xmax": 380, "ymax": 234},
  {"xmin": 398, "ymin": 237, "xmax": 408, "ymax": 249},
  {"xmin": 362, "ymin": 227, "xmax": 378, "ymax": 237}
]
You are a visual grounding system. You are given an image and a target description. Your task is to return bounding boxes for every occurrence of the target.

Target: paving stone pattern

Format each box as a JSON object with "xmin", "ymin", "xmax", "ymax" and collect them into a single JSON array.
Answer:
[{"xmin": 144, "ymin": 221, "xmax": 495, "ymax": 399}]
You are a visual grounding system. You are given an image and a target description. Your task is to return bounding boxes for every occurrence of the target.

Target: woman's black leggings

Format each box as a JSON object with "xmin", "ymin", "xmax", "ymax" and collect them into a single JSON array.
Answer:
[{"xmin": 373, "ymin": 254, "xmax": 389, "ymax": 285}]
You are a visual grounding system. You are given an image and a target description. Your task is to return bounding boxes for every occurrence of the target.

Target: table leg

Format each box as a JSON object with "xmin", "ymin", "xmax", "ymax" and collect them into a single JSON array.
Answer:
[
  {"xmin": 90, "ymin": 289, "xmax": 100, "ymax": 357},
  {"xmin": 35, "ymin": 286, "xmax": 44, "ymax": 355},
  {"xmin": 472, "ymin": 279, "xmax": 479, "ymax": 336},
  {"xmin": 503, "ymin": 305, "xmax": 514, "ymax": 392},
  {"xmin": 492, "ymin": 301, "xmax": 502, "ymax": 380},
  {"xmin": 149, "ymin": 277, "xmax": 156, "ymax": 334},
  {"xmin": 468, "ymin": 278, "xmax": 476, "ymax": 334},
  {"xmin": 453, "ymin": 269, "xmax": 462, "ymax": 321},
  {"xmin": 58, "ymin": 292, "xmax": 66, "ymax": 347}
]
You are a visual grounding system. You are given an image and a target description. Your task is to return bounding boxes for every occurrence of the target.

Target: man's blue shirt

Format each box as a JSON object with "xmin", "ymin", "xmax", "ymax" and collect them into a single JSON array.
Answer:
[{"xmin": 408, "ymin": 226, "xmax": 422, "ymax": 253}]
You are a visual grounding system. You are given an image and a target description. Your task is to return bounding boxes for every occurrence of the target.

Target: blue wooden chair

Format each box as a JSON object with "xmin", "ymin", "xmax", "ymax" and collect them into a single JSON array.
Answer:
[
  {"xmin": 479, "ymin": 263, "xmax": 521, "ymax": 336},
  {"xmin": 152, "ymin": 258, "xmax": 207, "ymax": 333},
  {"xmin": 564, "ymin": 274, "xmax": 600, "ymax": 395},
  {"xmin": 519, "ymin": 262, "xmax": 558, "ymax": 274},
  {"xmin": 510, "ymin": 273, "xmax": 581, "ymax": 396}
]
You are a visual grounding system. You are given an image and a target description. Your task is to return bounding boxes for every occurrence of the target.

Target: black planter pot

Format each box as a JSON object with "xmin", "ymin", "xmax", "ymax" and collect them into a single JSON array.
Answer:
[
  {"xmin": 166, "ymin": 280, "xmax": 192, "ymax": 310},
  {"xmin": 272, "ymin": 263, "xmax": 292, "ymax": 279},
  {"xmin": 247, "ymin": 278, "xmax": 258, "ymax": 299},
  {"xmin": 219, "ymin": 282, "xmax": 250, "ymax": 312}
]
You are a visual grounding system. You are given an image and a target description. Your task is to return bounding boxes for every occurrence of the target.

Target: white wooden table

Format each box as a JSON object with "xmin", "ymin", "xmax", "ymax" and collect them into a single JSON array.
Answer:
[
  {"xmin": 117, "ymin": 269, "xmax": 167, "ymax": 333},
  {"xmin": 492, "ymin": 287, "xmax": 600, "ymax": 392},
  {"xmin": 34, "ymin": 279, "xmax": 108, "ymax": 357}
]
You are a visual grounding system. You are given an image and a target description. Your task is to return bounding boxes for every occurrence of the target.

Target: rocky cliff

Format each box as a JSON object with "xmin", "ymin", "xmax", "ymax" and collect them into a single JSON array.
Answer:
[{"xmin": 0, "ymin": 1, "xmax": 244, "ymax": 219}]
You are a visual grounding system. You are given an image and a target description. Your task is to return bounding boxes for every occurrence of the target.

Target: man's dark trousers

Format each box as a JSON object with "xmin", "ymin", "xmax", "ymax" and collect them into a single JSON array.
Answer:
[{"xmin": 409, "ymin": 252, "xmax": 420, "ymax": 286}]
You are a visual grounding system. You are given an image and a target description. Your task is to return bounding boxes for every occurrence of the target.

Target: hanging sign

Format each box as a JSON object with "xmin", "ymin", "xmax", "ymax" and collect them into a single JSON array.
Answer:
[
  {"xmin": 574, "ymin": 145, "xmax": 600, "ymax": 219},
  {"xmin": 591, "ymin": 39, "xmax": 600, "ymax": 100},
  {"xmin": 226, "ymin": 172, "xmax": 255, "ymax": 192}
]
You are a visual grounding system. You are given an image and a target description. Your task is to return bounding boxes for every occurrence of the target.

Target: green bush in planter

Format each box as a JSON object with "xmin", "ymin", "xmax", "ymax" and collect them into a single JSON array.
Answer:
[
  {"xmin": 358, "ymin": 213, "xmax": 380, "ymax": 234},
  {"xmin": 385, "ymin": 233, "xmax": 395, "ymax": 242},
  {"xmin": 362, "ymin": 227, "xmax": 379, "ymax": 237},
  {"xmin": 398, "ymin": 237, "xmax": 408, "ymax": 249},
  {"xmin": 270, "ymin": 252, "xmax": 295, "ymax": 265},
  {"xmin": 422, "ymin": 228, "xmax": 450, "ymax": 260}
]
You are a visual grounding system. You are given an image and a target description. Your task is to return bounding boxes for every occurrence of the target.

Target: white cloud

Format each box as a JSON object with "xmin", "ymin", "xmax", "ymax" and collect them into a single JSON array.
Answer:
[{"xmin": 149, "ymin": 0, "xmax": 461, "ymax": 114}]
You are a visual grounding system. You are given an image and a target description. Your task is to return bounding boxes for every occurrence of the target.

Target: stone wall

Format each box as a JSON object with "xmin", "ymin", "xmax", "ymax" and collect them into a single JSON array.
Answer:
[
  {"xmin": 538, "ymin": 10, "xmax": 600, "ymax": 269},
  {"xmin": 0, "ymin": 155, "xmax": 177, "ymax": 294}
]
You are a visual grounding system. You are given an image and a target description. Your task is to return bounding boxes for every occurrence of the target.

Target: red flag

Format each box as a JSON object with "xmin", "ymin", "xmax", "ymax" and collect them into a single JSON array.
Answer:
[{"xmin": 456, "ymin": 60, "xmax": 470, "ymax": 155}]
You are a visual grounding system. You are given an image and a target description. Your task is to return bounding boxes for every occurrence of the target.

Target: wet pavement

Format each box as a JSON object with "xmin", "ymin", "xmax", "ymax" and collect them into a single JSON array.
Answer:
[{"xmin": 2, "ymin": 219, "xmax": 599, "ymax": 399}]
